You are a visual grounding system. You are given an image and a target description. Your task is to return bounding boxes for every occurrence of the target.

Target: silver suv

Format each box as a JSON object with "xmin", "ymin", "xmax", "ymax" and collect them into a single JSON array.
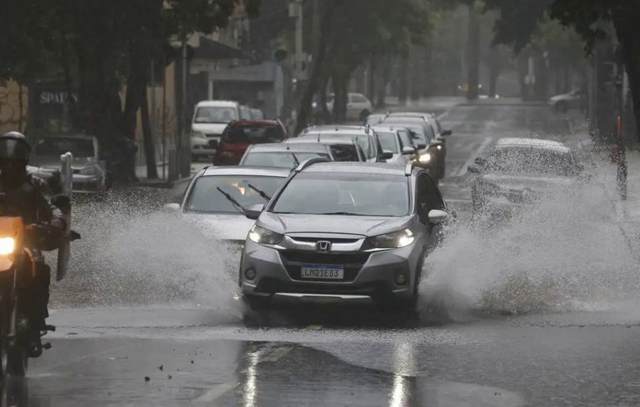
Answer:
[{"xmin": 240, "ymin": 160, "xmax": 450, "ymax": 311}]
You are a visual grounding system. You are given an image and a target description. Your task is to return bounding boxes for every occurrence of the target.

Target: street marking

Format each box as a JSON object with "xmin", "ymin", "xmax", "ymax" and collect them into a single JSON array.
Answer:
[{"xmin": 456, "ymin": 137, "xmax": 493, "ymax": 177}]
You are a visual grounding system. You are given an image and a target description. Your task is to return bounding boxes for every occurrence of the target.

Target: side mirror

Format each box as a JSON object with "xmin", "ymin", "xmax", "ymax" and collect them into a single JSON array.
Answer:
[
  {"xmin": 428, "ymin": 209, "xmax": 448, "ymax": 225},
  {"xmin": 245, "ymin": 204, "xmax": 265, "ymax": 220},
  {"xmin": 401, "ymin": 146, "xmax": 415, "ymax": 155},
  {"xmin": 381, "ymin": 150, "xmax": 394, "ymax": 160},
  {"xmin": 163, "ymin": 203, "xmax": 181, "ymax": 212},
  {"xmin": 441, "ymin": 129, "xmax": 452, "ymax": 137}
]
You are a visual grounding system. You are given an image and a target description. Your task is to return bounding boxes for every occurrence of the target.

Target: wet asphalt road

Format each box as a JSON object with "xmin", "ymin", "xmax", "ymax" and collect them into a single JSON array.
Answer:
[{"xmin": 10, "ymin": 100, "xmax": 640, "ymax": 407}]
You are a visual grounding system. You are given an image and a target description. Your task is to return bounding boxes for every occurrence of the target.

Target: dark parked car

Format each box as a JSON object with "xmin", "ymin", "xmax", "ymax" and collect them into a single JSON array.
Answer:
[{"xmin": 214, "ymin": 120, "xmax": 287, "ymax": 165}]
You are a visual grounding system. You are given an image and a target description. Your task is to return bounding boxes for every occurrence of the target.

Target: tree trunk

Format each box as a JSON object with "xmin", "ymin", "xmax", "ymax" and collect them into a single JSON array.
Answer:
[
  {"xmin": 367, "ymin": 55, "xmax": 376, "ymax": 102},
  {"xmin": 332, "ymin": 69, "xmax": 349, "ymax": 123},
  {"xmin": 295, "ymin": 0, "xmax": 340, "ymax": 134},
  {"xmin": 614, "ymin": 12, "xmax": 640, "ymax": 142},
  {"xmin": 376, "ymin": 55, "xmax": 391, "ymax": 108},
  {"xmin": 141, "ymin": 90, "xmax": 158, "ymax": 179},
  {"xmin": 398, "ymin": 55, "xmax": 409, "ymax": 106},
  {"xmin": 466, "ymin": 1, "xmax": 480, "ymax": 101}
]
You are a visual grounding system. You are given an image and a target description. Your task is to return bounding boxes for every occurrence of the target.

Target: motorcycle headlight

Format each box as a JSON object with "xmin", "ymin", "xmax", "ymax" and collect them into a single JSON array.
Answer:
[
  {"xmin": 436, "ymin": 145, "xmax": 443, "ymax": 150},
  {"xmin": 0, "ymin": 237, "xmax": 16, "ymax": 256},
  {"xmin": 248, "ymin": 225, "xmax": 284, "ymax": 246},
  {"xmin": 365, "ymin": 228, "xmax": 415, "ymax": 250},
  {"xmin": 418, "ymin": 153, "xmax": 432, "ymax": 164}
]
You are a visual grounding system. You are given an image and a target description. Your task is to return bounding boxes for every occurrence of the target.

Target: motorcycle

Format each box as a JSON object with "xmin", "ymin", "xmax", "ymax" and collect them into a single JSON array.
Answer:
[{"xmin": 0, "ymin": 153, "xmax": 79, "ymax": 378}]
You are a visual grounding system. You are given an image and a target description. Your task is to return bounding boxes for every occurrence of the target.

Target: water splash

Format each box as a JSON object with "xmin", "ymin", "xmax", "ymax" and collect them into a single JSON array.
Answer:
[
  {"xmin": 51, "ymin": 191, "xmax": 240, "ymax": 313},
  {"xmin": 421, "ymin": 164, "xmax": 639, "ymax": 316}
]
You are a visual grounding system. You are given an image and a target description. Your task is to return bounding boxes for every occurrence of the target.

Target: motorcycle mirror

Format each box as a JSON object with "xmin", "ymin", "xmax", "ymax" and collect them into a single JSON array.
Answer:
[{"xmin": 245, "ymin": 204, "xmax": 265, "ymax": 220}]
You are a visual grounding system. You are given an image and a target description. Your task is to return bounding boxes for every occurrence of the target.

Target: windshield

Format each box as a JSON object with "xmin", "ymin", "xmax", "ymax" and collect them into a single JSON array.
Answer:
[
  {"xmin": 35, "ymin": 137, "xmax": 95, "ymax": 158},
  {"xmin": 194, "ymin": 106, "xmax": 238, "ymax": 124},
  {"xmin": 272, "ymin": 173, "xmax": 409, "ymax": 217},
  {"xmin": 223, "ymin": 125, "xmax": 285, "ymax": 144},
  {"xmin": 486, "ymin": 147, "xmax": 578, "ymax": 176},
  {"xmin": 242, "ymin": 152, "xmax": 330, "ymax": 168},
  {"xmin": 377, "ymin": 132, "xmax": 399, "ymax": 153},
  {"xmin": 186, "ymin": 175, "xmax": 285, "ymax": 214}
]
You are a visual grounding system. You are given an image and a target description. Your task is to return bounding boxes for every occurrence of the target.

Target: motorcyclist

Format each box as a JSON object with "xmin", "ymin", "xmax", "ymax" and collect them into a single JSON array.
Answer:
[{"xmin": 0, "ymin": 131, "xmax": 66, "ymax": 356}]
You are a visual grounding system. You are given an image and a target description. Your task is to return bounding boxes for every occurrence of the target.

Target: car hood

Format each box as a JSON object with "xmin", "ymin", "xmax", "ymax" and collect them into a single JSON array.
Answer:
[
  {"xmin": 259, "ymin": 213, "xmax": 412, "ymax": 237},
  {"xmin": 32, "ymin": 156, "xmax": 97, "ymax": 170},
  {"xmin": 480, "ymin": 173, "xmax": 575, "ymax": 192},
  {"xmin": 192, "ymin": 123, "xmax": 228, "ymax": 136},
  {"xmin": 183, "ymin": 212, "xmax": 254, "ymax": 242}
]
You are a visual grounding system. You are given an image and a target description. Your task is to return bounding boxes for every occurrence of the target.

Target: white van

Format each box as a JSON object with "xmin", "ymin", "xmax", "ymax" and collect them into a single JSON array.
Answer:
[{"xmin": 191, "ymin": 101, "xmax": 249, "ymax": 158}]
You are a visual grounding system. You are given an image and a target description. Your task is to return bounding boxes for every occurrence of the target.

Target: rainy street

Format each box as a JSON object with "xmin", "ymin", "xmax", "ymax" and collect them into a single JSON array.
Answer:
[{"xmin": 9, "ymin": 101, "xmax": 638, "ymax": 406}]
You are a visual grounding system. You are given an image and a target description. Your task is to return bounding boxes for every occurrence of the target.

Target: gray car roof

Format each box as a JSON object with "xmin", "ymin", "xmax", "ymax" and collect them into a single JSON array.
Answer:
[
  {"xmin": 289, "ymin": 135, "xmax": 358, "ymax": 145},
  {"xmin": 302, "ymin": 162, "xmax": 408, "ymax": 176},
  {"xmin": 202, "ymin": 166, "xmax": 291, "ymax": 177},
  {"xmin": 248, "ymin": 143, "xmax": 330, "ymax": 153}
]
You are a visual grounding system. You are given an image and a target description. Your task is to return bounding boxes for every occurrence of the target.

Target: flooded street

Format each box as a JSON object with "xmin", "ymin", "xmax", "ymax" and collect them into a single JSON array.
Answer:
[{"xmin": 14, "ymin": 101, "xmax": 638, "ymax": 406}]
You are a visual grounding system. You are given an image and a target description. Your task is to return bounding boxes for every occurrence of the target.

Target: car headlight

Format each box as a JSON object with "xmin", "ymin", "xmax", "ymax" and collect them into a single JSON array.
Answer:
[
  {"xmin": 192, "ymin": 131, "xmax": 207, "ymax": 139},
  {"xmin": 365, "ymin": 228, "xmax": 415, "ymax": 250},
  {"xmin": 248, "ymin": 225, "xmax": 284, "ymax": 246},
  {"xmin": 418, "ymin": 153, "xmax": 432, "ymax": 164},
  {"xmin": 0, "ymin": 237, "xmax": 16, "ymax": 256}
]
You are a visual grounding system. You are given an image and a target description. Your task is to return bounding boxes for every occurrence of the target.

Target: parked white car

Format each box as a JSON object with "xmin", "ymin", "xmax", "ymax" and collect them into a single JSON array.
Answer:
[
  {"xmin": 549, "ymin": 89, "xmax": 584, "ymax": 113},
  {"xmin": 191, "ymin": 100, "xmax": 244, "ymax": 157},
  {"xmin": 326, "ymin": 93, "xmax": 373, "ymax": 122}
]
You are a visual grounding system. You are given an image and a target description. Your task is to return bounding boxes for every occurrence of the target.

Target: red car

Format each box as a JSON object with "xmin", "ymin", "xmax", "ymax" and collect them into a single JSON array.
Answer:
[{"xmin": 214, "ymin": 120, "xmax": 288, "ymax": 165}]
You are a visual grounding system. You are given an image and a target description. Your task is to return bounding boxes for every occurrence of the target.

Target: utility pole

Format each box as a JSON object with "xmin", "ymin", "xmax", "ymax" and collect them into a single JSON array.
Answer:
[{"xmin": 466, "ymin": 1, "xmax": 480, "ymax": 101}]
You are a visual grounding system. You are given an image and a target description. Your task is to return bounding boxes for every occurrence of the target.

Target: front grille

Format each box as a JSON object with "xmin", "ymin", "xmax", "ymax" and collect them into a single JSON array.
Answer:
[
  {"xmin": 290, "ymin": 237, "xmax": 360, "ymax": 244},
  {"xmin": 279, "ymin": 251, "xmax": 370, "ymax": 282}
]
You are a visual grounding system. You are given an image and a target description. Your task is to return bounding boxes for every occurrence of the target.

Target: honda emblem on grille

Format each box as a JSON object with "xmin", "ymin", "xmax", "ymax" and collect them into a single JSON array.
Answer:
[{"xmin": 316, "ymin": 240, "xmax": 332, "ymax": 253}]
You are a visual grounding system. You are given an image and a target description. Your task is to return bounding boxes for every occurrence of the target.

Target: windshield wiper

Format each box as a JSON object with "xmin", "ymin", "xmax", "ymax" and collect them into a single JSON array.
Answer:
[
  {"xmin": 290, "ymin": 153, "xmax": 300, "ymax": 166},
  {"xmin": 216, "ymin": 187, "xmax": 248, "ymax": 215},
  {"xmin": 247, "ymin": 183, "xmax": 272, "ymax": 201}
]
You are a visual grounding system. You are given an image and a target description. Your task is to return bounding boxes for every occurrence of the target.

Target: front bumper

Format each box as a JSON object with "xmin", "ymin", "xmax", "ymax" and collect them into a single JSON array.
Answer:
[
  {"xmin": 240, "ymin": 240, "xmax": 423, "ymax": 301},
  {"xmin": 72, "ymin": 174, "xmax": 106, "ymax": 193}
]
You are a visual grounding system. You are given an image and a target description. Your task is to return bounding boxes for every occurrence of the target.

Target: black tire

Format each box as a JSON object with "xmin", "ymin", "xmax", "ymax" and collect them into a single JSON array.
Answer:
[{"xmin": 6, "ymin": 346, "xmax": 27, "ymax": 377}]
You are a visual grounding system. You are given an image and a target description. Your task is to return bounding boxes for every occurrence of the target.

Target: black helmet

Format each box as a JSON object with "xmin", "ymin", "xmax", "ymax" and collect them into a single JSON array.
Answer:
[{"xmin": 0, "ymin": 132, "xmax": 31, "ymax": 162}]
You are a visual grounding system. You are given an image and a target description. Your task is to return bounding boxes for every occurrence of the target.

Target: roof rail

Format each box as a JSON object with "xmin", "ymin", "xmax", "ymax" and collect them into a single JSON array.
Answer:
[
  {"xmin": 404, "ymin": 162, "xmax": 414, "ymax": 176},
  {"xmin": 294, "ymin": 157, "xmax": 331, "ymax": 172}
]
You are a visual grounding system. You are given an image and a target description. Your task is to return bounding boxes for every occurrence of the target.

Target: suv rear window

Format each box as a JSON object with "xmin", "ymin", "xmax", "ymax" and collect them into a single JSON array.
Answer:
[
  {"xmin": 223, "ymin": 125, "xmax": 285, "ymax": 144},
  {"xmin": 329, "ymin": 144, "xmax": 360, "ymax": 161}
]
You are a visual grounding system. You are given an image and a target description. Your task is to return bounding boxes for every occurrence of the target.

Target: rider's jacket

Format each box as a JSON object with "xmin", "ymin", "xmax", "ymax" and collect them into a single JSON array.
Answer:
[{"xmin": 0, "ymin": 175, "xmax": 65, "ymax": 250}]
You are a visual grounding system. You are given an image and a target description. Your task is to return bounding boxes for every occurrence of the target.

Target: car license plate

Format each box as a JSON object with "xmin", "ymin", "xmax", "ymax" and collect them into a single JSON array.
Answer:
[{"xmin": 300, "ymin": 264, "xmax": 344, "ymax": 280}]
